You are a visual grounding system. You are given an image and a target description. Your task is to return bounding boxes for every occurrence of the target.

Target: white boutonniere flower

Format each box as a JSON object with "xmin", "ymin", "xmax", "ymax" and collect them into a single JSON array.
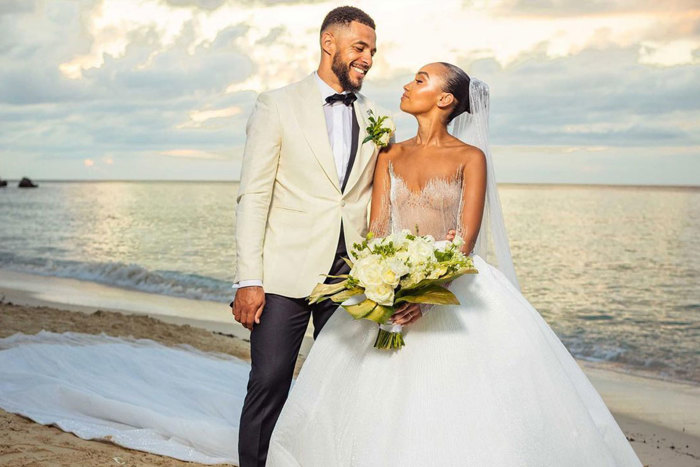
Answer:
[{"xmin": 363, "ymin": 109, "xmax": 395, "ymax": 149}]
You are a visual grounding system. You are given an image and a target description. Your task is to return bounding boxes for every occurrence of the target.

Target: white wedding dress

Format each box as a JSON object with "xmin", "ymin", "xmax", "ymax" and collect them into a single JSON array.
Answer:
[{"xmin": 264, "ymin": 165, "xmax": 643, "ymax": 467}]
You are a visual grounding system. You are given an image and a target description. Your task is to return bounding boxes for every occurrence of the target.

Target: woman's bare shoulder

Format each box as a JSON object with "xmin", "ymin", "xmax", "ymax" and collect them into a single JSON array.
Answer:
[
  {"xmin": 378, "ymin": 138, "xmax": 411, "ymax": 162},
  {"xmin": 448, "ymin": 138, "xmax": 486, "ymax": 167}
]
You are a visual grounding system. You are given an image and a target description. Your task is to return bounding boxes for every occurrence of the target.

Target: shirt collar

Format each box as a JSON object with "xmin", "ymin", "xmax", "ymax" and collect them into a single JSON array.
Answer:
[{"xmin": 314, "ymin": 71, "xmax": 350, "ymax": 104}]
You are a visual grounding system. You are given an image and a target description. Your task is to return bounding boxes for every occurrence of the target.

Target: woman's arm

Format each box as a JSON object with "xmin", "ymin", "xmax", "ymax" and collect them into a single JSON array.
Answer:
[
  {"xmin": 368, "ymin": 148, "xmax": 393, "ymax": 237},
  {"xmin": 457, "ymin": 147, "xmax": 487, "ymax": 255}
]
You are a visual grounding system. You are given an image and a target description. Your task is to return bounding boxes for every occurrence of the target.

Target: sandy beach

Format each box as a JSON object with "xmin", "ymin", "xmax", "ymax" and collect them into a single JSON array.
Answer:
[{"xmin": 0, "ymin": 271, "xmax": 699, "ymax": 466}]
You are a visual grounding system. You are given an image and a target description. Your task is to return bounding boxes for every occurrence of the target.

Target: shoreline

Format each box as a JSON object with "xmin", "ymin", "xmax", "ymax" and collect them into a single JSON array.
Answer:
[
  {"xmin": 0, "ymin": 268, "xmax": 695, "ymax": 388},
  {"xmin": 1, "ymin": 270, "xmax": 699, "ymax": 465}
]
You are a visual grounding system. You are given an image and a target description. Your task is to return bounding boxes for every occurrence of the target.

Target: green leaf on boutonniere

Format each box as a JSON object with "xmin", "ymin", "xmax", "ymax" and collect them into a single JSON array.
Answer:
[{"xmin": 364, "ymin": 109, "xmax": 394, "ymax": 148}]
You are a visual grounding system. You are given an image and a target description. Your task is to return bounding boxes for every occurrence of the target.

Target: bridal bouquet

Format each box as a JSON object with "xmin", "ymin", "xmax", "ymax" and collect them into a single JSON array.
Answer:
[{"xmin": 308, "ymin": 230, "xmax": 478, "ymax": 350}]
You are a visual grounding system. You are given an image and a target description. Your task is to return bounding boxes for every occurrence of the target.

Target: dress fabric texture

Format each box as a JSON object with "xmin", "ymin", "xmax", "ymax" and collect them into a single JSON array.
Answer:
[{"xmin": 265, "ymin": 167, "xmax": 642, "ymax": 467}]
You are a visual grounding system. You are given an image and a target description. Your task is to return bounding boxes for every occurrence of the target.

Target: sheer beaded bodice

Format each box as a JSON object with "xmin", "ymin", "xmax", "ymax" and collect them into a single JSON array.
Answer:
[{"xmin": 386, "ymin": 161, "xmax": 464, "ymax": 239}]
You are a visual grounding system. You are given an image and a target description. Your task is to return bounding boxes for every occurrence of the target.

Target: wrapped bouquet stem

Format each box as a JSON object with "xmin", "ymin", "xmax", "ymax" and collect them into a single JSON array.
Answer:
[{"xmin": 308, "ymin": 230, "xmax": 478, "ymax": 350}]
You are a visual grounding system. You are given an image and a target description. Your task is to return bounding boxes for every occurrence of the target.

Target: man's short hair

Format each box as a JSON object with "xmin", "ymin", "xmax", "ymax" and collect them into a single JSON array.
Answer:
[{"xmin": 320, "ymin": 6, "xmax": 375, "ymax": 34}]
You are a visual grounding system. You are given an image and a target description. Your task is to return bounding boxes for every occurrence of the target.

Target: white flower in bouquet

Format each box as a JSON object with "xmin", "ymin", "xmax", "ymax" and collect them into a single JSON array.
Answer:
[
  {"xmin": 381, "ymin": 258, "xmax": 409, "ymax": 287},
  {"xmin": 433, "ymin": 240, "xmax": 450, "ymax": 252},
  {"xmin": 395, "ymin": 249, "xmax": 410, "ymax": 264},
  {"xmin": 365, "ymin": 283, "xmax": 394, "ymax": 306},
  {"xmin": 407, "ymin": 237, "xmax": 433, "ymax": 265},
  {"xmin": 391, "ymin": 230, "xmax": 413, "ymax": 249},
  {"xmin": 351, "ymin": 254, "xmax": 384, "ymax": 288},
  {"xmin": 386, "ymin": 257, "xmax": 410, "ymax": 277}
]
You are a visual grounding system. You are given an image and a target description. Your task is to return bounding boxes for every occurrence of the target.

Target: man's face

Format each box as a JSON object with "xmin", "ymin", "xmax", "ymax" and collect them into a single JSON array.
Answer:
[{"xmin": 330, "ymin": 21, "xmax": 377, "ymax": 92}]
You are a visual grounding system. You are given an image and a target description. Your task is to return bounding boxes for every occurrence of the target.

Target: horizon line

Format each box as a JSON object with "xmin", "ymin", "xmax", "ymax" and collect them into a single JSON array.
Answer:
[{"xmin": 1, "ymin": 179, "xmax": 698, "ymax": 190}]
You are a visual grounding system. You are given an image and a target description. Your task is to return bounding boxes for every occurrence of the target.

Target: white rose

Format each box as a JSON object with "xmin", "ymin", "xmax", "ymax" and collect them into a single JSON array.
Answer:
[
  {"xmin": 453, "ymin": 234, "xmax": 465, "ymax": 248},
  {"xmin": 433, "ymin": 240, "xmax": 450, "ymax": 252},
  {"xmin": 382, "ymin": 258, "xmax": 409, "ymax": 286},
  {"xmin": 408, "ymin": 238, "xmax": 434, "ymax": 264},
  {"xmin": 381, "ymin": 266, "xmax": 400, "ymax": 287},
  {"xmin": 392, "ymin": 231, "xmax": 411, "ymax": 249},
  {"xmin": 387, "ymin": 257, "xmax": 410, "ymax": 277},
  {"xmin": 395, "ymin": 250, "xmax": 410, "ymax": 264},
  {"xmin": 365, "ymin": 283, "xmax": 394, "ymax": 306},
  {"xmin": 352, "ymin": 255, "xmax": 384, "ymax": 287},
  {"xmin": 378, "ymin": 132, "xmax": 391, "ymax": 147}
]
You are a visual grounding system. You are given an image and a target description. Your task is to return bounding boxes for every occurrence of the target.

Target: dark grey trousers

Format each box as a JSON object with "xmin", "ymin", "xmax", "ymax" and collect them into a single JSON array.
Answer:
[{"xmin": 237, "ymin": 227, "xmax": 351, "ymax": 467}]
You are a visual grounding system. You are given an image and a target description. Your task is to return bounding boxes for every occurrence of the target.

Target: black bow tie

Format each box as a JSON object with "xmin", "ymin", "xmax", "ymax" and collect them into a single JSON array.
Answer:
[{"xmin": 325, "ymin": 92, "xmax": 357, "ymax": 106}]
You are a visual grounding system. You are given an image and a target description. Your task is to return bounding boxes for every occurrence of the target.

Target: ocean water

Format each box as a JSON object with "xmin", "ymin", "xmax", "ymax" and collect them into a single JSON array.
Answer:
[{"xmin": 0, "ymin": 181, "xmax": 698, "ymax": 384}]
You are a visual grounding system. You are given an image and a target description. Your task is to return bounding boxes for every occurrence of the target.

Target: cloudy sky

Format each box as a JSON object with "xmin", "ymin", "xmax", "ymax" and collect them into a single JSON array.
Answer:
[{"xmin": 1, "ymin": 0, "xmax": 698, "ymax": 184}]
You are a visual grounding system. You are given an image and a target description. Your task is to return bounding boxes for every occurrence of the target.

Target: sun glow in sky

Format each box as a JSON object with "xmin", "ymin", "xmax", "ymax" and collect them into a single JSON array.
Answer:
[{"xmin": 1, "ymin": 0, "xmax": 698, "ymax": 184}]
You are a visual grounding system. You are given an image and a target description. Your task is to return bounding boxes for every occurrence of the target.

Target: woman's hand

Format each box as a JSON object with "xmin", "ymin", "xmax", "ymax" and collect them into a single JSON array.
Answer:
[
  {"xmin": 391, "ymin": 302, "xmax": 422, "ymax": 326},
  {"xmin": 445, "ymin": 229, "xmax": 456, "ymax": 241}
]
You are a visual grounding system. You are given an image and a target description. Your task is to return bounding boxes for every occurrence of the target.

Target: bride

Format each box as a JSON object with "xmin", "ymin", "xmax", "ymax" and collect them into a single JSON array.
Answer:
[
  {"xmin": 0, "ymin": 63, "xmax": 642, "ymax": 466},
  {"xmin": 264, "ymin": 62, "xmax": 643, "ymax": 466}
]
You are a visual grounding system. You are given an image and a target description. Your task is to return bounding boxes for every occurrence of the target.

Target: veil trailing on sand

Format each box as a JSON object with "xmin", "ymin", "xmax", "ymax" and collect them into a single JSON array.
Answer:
[{"xmin": 449, "ymin": 77, "xmax": 520, "ymax": 291}]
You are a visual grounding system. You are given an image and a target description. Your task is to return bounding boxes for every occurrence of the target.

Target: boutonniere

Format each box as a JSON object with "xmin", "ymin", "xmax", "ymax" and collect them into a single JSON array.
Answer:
[{"xmin": 362, "ymin": 109, "xmax": 395, "ymax": 148}]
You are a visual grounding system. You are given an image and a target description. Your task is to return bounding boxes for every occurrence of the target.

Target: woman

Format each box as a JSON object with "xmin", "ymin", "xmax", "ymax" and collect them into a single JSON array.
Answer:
[{"xmin": 265, "ymin": 62, "xmax": 642, "ymax": 466}]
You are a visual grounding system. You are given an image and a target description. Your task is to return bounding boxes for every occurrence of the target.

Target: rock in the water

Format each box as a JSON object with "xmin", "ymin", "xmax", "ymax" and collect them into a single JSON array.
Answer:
[
  {"xmin": 18, "ymin": 177, "xmax": 38, "ymax": 188},
  {"xmin": 0, "ymin": 179, "xmax": 7, "ymax": 187}
]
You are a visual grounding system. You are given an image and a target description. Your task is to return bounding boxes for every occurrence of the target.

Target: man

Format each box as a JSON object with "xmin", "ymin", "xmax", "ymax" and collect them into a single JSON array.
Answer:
[{"xmin": 231, "ymin": 7, "xmax": 379, "ymax": 466}]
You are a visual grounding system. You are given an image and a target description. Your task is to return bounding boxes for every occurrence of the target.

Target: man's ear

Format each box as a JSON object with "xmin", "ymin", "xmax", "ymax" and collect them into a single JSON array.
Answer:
[
  {"xmin": 320, "ymin": 30, "xmax": 336, "ymax": 56},
  {"xmin": 437, "ymin": 93, "xmax": 455, "ymax": 110}
]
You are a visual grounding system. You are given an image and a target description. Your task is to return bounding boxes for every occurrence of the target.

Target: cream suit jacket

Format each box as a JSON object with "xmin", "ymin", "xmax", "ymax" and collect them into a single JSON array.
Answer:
[{"xmin": 234, "ymin": 72, "xmax": 380, "ymax": 298}]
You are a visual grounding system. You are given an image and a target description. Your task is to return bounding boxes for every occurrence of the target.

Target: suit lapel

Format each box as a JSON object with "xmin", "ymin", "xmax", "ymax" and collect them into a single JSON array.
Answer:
[
  {"xmin": 342, "ymin": 97, "xmax": 376, "ymax": 194},
  {"xmin": 294, "ymin": 73, "xmax": 341, "ymax": 193}
]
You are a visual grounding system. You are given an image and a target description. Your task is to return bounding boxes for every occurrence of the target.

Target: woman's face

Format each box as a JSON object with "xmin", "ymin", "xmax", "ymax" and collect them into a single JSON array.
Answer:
[{"xmin": 399, "ymin": 63, "xmax": 451, "ymax": 117}]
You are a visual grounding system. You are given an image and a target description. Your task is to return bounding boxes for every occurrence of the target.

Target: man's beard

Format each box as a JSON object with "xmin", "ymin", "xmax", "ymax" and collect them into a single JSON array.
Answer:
[{"xmin": 332, "ymin": 53, "xmax": 362, "ymax": 93}]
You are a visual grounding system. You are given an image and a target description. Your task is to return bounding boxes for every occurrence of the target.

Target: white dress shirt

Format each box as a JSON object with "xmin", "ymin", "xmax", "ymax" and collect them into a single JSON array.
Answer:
[
  {"xmin": 233, "ymin": 72, "xmax": 355, "ymax": 290},
  {"xmin": 315, "ymin": 71, "xmax": 354, "ymax": 186}
]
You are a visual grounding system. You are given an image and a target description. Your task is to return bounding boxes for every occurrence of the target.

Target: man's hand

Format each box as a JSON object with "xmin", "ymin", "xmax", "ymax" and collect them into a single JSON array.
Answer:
[
  {"xmin": 232, "ymin": 286, "xmax": 265, "ymax": 331},
  {"xmin": 446, "ymin": 229, "xmax": 456, "ymax": 241},
  {"xmin": 391, "ymin": 302, "xmax": 422, "ymax": 326}
]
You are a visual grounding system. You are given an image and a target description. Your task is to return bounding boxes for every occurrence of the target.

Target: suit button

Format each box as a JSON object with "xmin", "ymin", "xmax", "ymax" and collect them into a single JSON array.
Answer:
[{"xmin": 340, "ymin": 200, "xmax": 346, "ymax": 207}]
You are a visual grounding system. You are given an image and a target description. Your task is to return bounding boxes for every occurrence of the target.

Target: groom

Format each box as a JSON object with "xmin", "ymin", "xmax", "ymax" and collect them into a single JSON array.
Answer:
[{"xmin": 231, "ymin": 7, "xmax": 379, "ymax": 466}]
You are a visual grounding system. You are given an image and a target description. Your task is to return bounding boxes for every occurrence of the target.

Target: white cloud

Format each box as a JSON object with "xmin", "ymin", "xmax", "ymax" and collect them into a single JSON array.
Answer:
[
  {"xmin": 159, "ymin": 149, "xmax": 228, "ymax": 159},
  {"xmin": 177, "ymin": 105, "xmax": 243, "ymax": 128},
  {"xmin": 60, "ymin": 0, "xmax": 193, "ymax": 79},
  {"xmin": 639, "ymin": 39, "xmax": 700, "ymax": 66}
]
